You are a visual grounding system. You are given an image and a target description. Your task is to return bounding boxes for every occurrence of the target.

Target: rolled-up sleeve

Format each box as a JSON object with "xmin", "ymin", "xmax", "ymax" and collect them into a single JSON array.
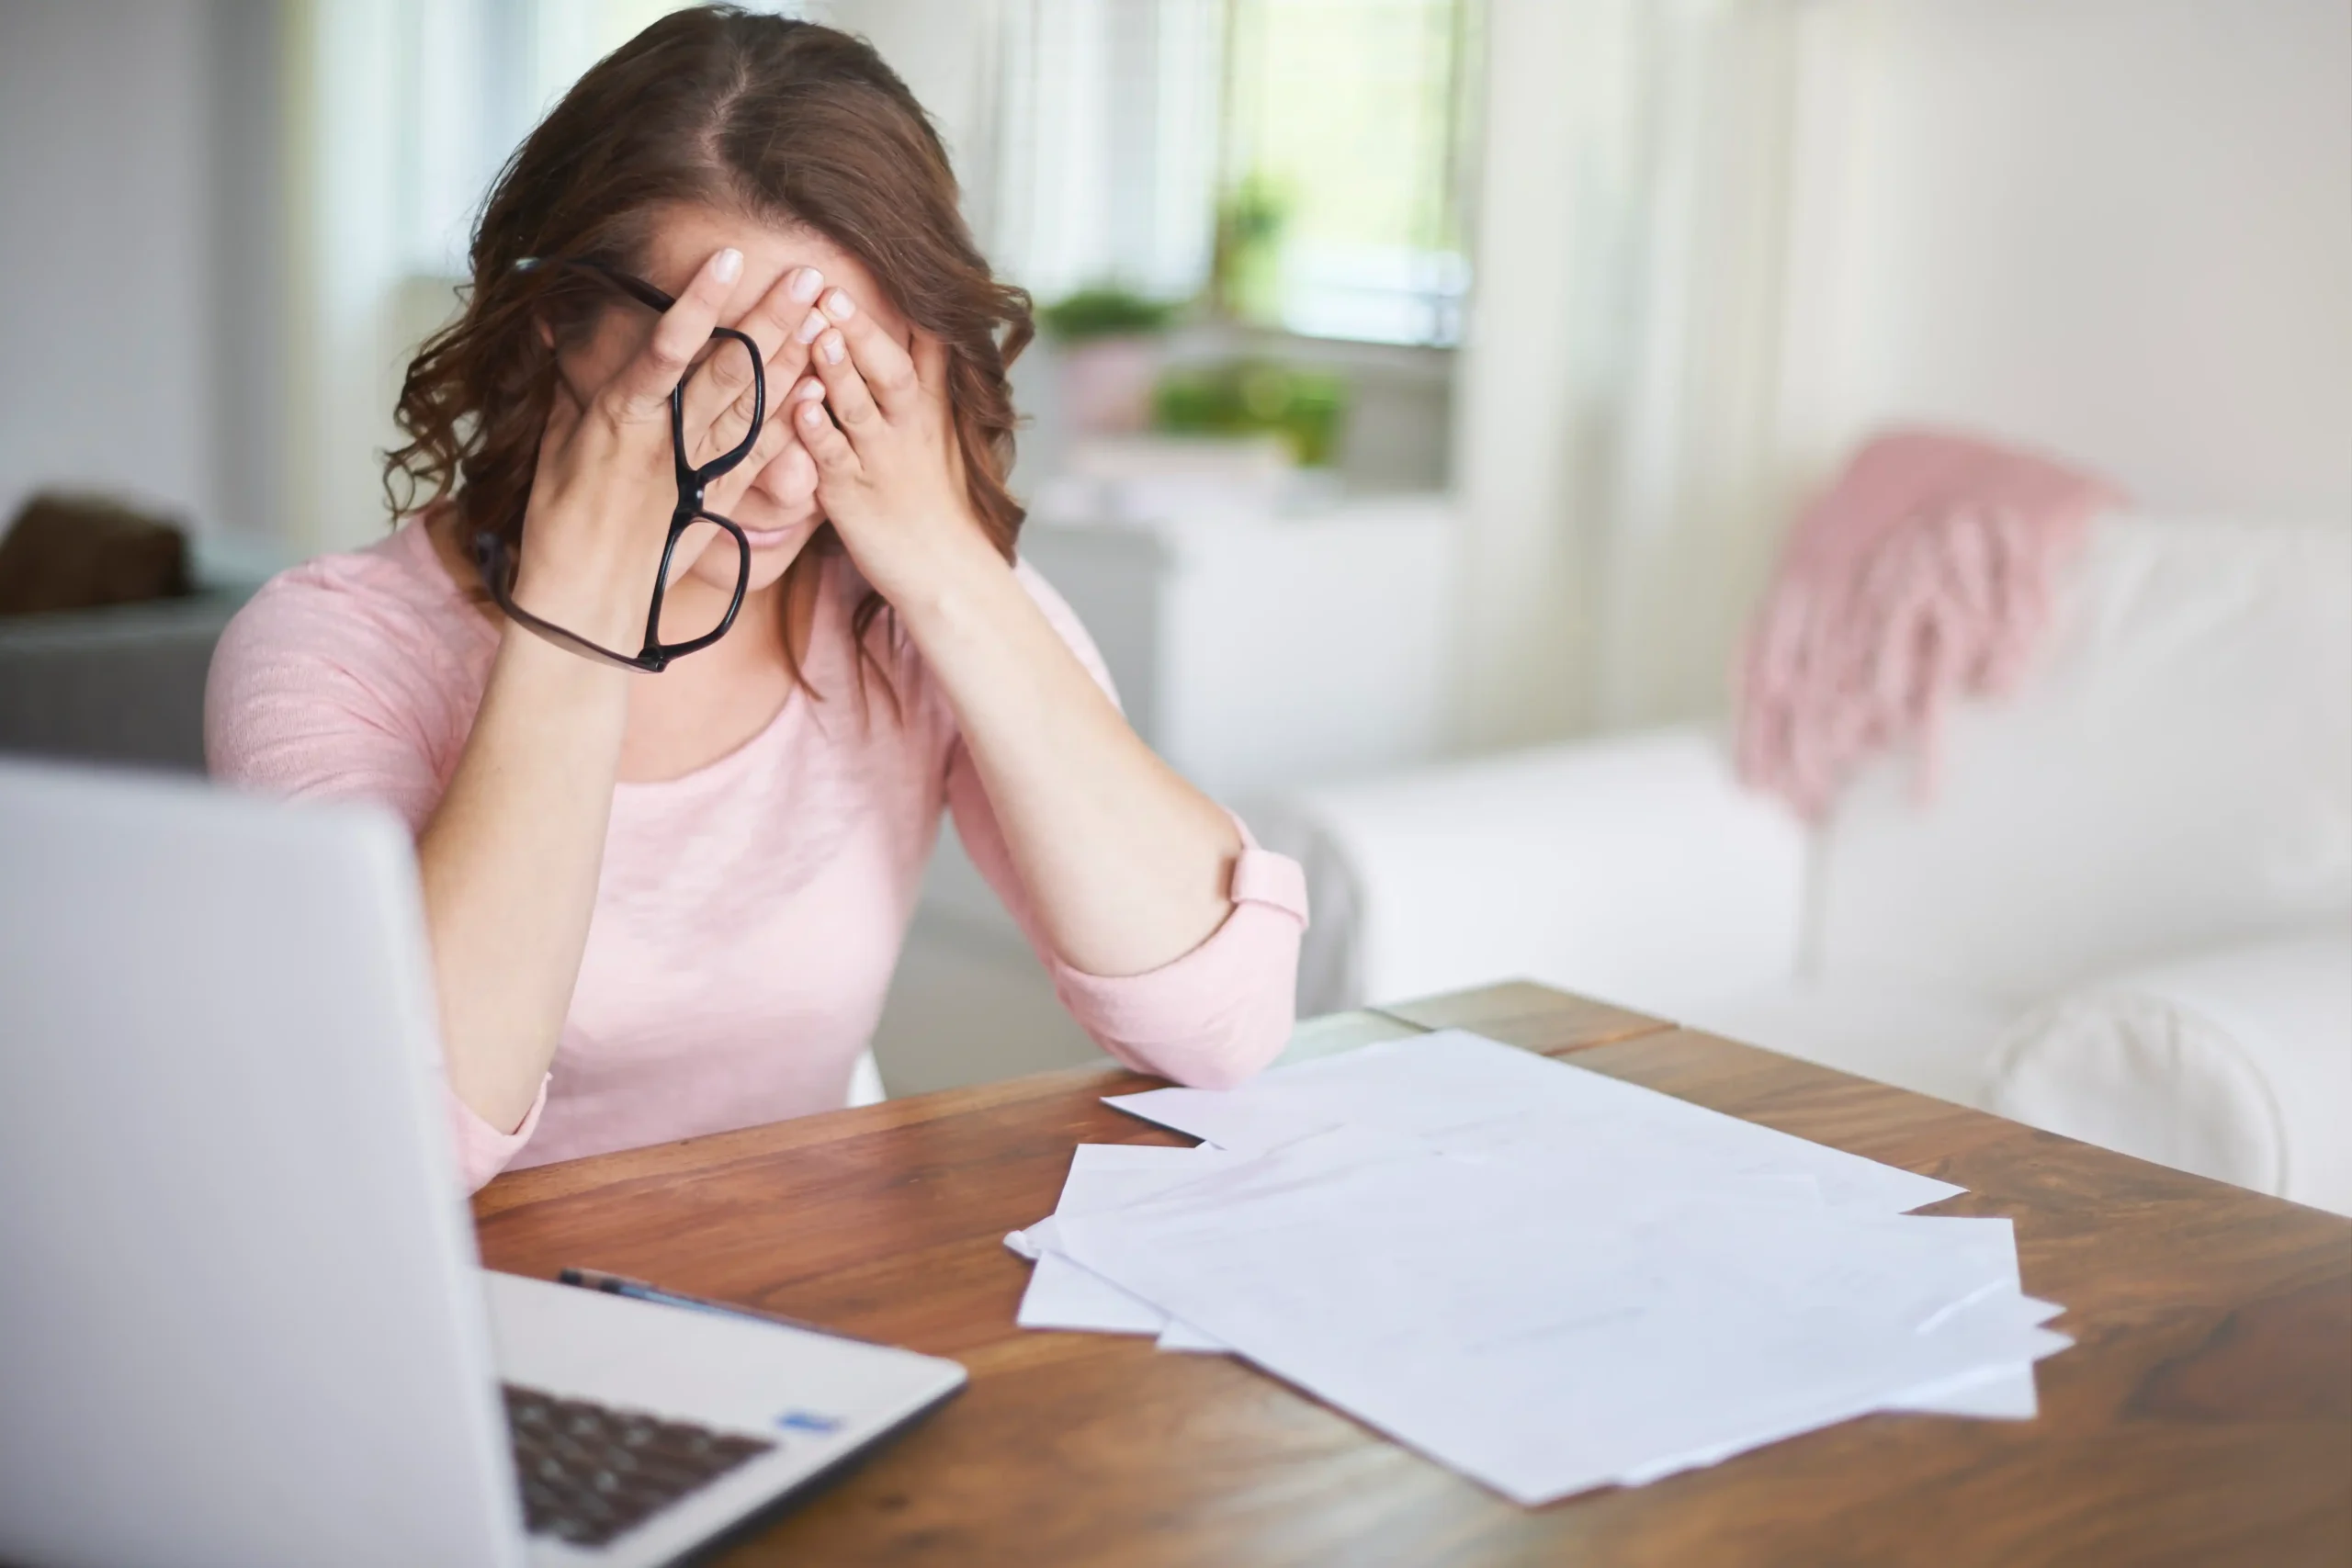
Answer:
[
  {"xmin": 1045, "ymin": 827, "xmax": 1309, "ymax": 1087},
  {"xmin": 943, "ymin": 563, "xmax": 1310, "ymax": 1088},
  {"xmin": 447, "ymin": 1077, "xmax": 549, "ymax": 1193}
]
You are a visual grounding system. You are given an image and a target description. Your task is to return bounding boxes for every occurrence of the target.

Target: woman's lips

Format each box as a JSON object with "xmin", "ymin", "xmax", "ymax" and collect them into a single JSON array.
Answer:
[{"xmin": 738, "ymin": 522, "xmax": 804, "ymax": 551}]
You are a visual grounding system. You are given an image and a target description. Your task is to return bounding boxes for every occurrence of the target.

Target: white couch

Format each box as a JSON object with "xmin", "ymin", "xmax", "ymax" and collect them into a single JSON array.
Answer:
[{"xmin": 1261, "ymin": 517, "xmax": 2352, "ymax": 1213}]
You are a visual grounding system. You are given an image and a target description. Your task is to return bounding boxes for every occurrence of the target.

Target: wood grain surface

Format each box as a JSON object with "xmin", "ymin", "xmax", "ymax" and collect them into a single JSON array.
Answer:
[{"xmin": 472, "ymin": 985, "xmax": 2352, "ymax": 1567}]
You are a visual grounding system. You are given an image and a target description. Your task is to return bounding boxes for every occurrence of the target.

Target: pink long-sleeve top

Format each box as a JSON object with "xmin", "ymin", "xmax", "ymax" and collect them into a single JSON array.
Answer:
[{"xmin": 205, "ymin": 519, "xmax": 1307, "ymax": 1190}]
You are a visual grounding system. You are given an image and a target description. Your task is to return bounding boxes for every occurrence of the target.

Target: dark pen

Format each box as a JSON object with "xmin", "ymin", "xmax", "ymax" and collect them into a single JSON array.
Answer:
[{"xmin": 556, "ymin": 1267, "xmax": 876, "ymax": 1346}]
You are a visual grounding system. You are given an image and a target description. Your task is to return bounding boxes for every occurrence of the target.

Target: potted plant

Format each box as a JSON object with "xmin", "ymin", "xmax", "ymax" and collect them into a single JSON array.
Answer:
[
  {"xmin": 1152, "ymin": 361, "xmax": 1350, "ymax": 469},
  {"xmin": 1038, "ymin": 286, "xmax": 1181, "ymax": 436}
]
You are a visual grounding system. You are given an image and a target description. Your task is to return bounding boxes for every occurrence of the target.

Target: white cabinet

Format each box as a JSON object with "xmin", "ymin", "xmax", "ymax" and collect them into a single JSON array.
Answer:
[{"xmin": 1019, "ymin": 494, "xmax": 1459, "ymax": 803}]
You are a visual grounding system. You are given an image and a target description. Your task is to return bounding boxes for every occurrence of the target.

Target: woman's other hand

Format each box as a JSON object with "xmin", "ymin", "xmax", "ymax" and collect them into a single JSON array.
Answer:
[
  {"xmin": 783, "ymin": 285, "xmax": 1241, "ymax": 984},
  {"xmin": 786, "ymin": 288, "xmax": 999, "ymax": 603}
]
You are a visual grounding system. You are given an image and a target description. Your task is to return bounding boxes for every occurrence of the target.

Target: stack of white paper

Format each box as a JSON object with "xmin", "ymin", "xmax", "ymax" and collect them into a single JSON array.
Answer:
[{"xmin": 1004, "ymin": 1031, "xmax": 2069, "ymax": 1505}]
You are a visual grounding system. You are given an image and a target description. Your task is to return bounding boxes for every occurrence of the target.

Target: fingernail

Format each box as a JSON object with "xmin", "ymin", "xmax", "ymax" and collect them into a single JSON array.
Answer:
[
  {"xmin": 823, "ymin": 288, "xmax": 855, "ymax": 321},
  {"xmin": 789, "ymin": 267, "xmax": 823, "ymax": 303},
  {"xmin": 797, "ymin": 310, "xmax": 826, "ymax": 344},
  {"xmin": 821, "ymin": 332, "xmax": 844, "ymax": 366},
  {"xmin": 712, "ymin": 248, "xmax": 743, "ymax": 283},
  {"xmin": 799, "ymin": 401, "xmax": 824, "ymax": 426},
  {"xmin": 794, "ymin": 377, "xmax": 824, "ymax": 400}
]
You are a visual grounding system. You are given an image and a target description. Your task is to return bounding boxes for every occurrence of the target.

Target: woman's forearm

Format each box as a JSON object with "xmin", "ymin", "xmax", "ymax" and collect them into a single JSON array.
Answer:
[
  {"xmin": 774, "ymin": 280, "xmax": 1244, "ymax": 976},
  {"xmin": 416, "ymin": 625, "xmax": 630, "ymax": 1130},
  {"xmin": 895, "ymin": 537, "xmax": 1240, "ymax": 977},
  {"xmin": 413, "ymin": 246, "xmax": 754, "ymax": 1132}
]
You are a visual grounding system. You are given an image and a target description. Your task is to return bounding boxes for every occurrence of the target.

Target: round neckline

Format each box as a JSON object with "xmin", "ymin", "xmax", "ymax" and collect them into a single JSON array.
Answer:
[
  {"xmin": 611, "ymin": 682, "xmax": 803, "ymax": 796},
  {"xmin": 614, "ymin": 567, "xmax": 831, "ymax": 795}
]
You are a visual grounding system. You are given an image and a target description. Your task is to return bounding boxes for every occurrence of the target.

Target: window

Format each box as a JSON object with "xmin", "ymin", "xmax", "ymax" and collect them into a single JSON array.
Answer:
[
  {"xmin": 992, "ymin": 0, "xmax": 1478, "ymax": 347},
  {"xmin": 1217, "ymin": 0, "xmax": 1474, "ymax": 344}
]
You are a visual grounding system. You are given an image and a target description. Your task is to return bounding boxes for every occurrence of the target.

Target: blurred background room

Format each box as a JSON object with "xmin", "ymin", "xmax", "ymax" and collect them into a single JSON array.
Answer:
[{"xmin": 3, "ymin": 1, "xmax": 2347, "ymax": 1209}]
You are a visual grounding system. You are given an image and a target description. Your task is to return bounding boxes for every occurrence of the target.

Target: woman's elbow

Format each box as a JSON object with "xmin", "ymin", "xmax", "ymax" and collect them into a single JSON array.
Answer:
[
  {"xmin": 1147, "ymin": 970, "xmax": 1298, "ymax": 1090},
  {"xmin": 1061, "ymin": 894, "xmax": 1305, "ymax": 1089}
]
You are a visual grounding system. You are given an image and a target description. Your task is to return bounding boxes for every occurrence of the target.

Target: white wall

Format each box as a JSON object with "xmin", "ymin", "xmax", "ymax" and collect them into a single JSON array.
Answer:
[
  {"xmin": 820, "ymin": 0, "xmax": 1006, "ymax": 231},
  {"xmin": 0, "ymin": 0, "xmax": 282, "ymax": 546},
  {"xmin": 1452, "ymin": 0, "xmax": 2352, "ymax": 752},
  {"xmin": 1779, "ymin": 0, "xmax": 2352, "ymax": 520},
  {"xmin": 0, "ymin": 3, "xmax": 214, "ymax": 533}
]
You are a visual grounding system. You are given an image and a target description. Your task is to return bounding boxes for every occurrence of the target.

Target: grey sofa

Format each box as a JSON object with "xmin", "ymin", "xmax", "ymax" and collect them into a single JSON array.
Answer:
[{"xmin": 0, "ymin": 569, "xmax": 269, "ymax": 773}]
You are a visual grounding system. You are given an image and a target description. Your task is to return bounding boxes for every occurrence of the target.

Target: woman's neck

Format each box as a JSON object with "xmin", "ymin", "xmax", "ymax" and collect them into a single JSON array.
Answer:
[{"xmin": 616, "ymin": 573, "xmax": 797, "ymax": 781}]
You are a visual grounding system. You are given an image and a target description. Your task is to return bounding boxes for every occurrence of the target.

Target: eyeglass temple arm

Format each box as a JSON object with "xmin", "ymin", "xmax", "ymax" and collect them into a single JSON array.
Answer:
[{"xmin": 514, "ymin": 255, "xmax": 678, "ymax": 314}]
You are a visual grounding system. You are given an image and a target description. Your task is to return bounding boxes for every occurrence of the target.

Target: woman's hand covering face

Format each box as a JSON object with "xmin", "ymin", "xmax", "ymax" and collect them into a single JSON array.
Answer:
[
  {"xmin": 781, "ymin": 285, "xmax": 993, "ymax": 599},
  {"xmin": 669, "ymin": 263, "xmax": 821, "ymax": 525},
  {"xmin": 673, "ymin": 258, "xmax": 828, "ymax": 526},
  {"xmin": 536, "ymin": 238, "xmax": 979, "ymax": 609}
]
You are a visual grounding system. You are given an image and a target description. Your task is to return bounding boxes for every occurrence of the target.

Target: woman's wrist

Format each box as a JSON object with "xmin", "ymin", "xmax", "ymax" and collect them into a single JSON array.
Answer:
[
  {"xmin": 509, "ymin": 547, "xmax": 659, "ymax": 654},
  {"xmin": 873, "ymin": 520, "xmax": 1021, "ymax": 648},
  {"xmin": 492, "ymin": 614, "xmax": 639, "ymax": 709}
]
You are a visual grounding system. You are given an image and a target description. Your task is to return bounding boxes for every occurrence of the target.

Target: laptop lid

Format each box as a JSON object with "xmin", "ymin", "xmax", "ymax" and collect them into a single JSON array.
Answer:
[{"xmin": 0, "ymin": 760, "xmax": 525, "ymax": 1568}]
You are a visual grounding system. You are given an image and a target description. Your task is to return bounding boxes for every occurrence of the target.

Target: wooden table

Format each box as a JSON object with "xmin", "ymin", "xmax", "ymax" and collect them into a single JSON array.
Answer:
[{"xmin": 474, "ymin": 984, "xmax": 2352, "ymax": 1566}]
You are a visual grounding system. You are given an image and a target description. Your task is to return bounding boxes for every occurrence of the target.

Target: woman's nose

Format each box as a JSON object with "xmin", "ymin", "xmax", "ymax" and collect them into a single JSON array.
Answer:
[{"xmin": 755, "ymin": 441, "xmax": 819, "ymax": 503}]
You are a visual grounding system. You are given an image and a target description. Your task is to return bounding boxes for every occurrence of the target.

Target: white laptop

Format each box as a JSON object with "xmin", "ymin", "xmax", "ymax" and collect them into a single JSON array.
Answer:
[{"xmin": 0, "ymin": 759, "xmax": 965, "ymax": 1568}]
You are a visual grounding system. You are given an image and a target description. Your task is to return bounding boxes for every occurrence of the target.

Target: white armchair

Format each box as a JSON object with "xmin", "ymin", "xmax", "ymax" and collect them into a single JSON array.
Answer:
[
  {"xmin": 1260, "ymin": 728, "xmax": 1807, "ymax": 1031},
  {"xmin": 1262, "ymin": 516, "xmax": 2352, "ymax": 1213}
]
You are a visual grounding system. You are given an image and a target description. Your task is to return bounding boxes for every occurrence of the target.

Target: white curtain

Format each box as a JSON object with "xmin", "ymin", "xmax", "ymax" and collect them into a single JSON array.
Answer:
[
  {"xmin": 986, "ymin": 0, "xmax": 1224, "ymax": 303},
  {"xmin": 1450, "ymin": 0, "xmax": 1841, "ymax": 748}
]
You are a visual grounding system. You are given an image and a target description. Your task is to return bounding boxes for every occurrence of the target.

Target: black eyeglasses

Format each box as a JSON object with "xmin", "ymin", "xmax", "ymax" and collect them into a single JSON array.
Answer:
[{"xmin": 472, "ymin": 256, "xmax": 765, "ymax": 673}]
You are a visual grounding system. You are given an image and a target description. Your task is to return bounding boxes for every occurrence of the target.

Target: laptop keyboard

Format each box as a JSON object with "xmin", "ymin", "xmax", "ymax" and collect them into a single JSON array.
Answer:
[{"xmin": 503, "ymin": 1383, "xmax": 776, "ymax": 1549}]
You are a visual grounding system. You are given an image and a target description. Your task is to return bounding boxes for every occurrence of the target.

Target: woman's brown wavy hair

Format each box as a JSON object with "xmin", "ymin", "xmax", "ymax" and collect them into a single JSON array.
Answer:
[{"xmin": 385, "ymin": 6, "xmax": 1033, "ymax": 701}]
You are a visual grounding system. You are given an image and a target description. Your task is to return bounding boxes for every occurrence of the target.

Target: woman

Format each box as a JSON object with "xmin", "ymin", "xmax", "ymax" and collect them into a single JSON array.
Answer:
[{"xmin": 207, "ymin": 8, "xmax": 1306, "ymax": 1191}]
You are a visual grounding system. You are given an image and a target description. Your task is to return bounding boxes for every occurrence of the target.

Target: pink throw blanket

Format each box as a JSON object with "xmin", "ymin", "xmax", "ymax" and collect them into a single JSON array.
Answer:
[{"xmin": 1735, "ymin": 428, "xmax": 2123, "ymax": 821}]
